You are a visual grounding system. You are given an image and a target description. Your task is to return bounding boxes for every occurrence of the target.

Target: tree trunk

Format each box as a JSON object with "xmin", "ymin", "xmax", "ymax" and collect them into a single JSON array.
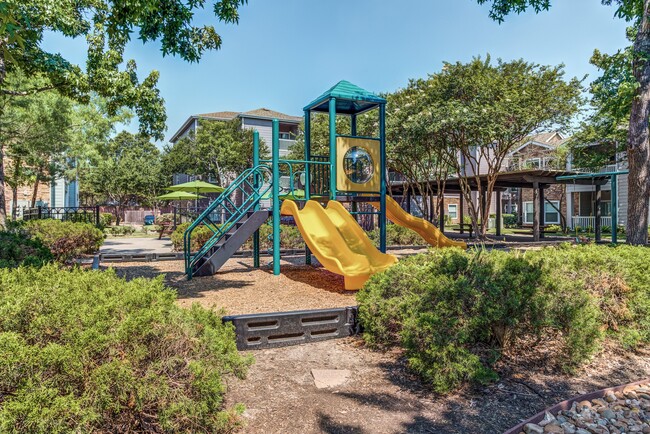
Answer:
[
  {"xmin": 626, "ymin": 0, "xmax": 650, "ymax": 245},
  {"xmin": 0, "ymin": 144, "xmax": 6, "ymax": 227},
  {"xmin": 11, "ymin": 185, "xmax": 17, "ymax": 220},
  {"xmin": 30, "ymin": 177, "xmax": 40, "ymax": 208}
]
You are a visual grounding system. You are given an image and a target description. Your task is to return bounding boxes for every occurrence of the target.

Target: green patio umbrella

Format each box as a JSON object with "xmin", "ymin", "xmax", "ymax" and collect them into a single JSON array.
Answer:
[
  {"xmin": 156, "ymin": 191, "xmax": 206, "ymax": 201},
  {"xmin": 166, "ymin": 180, "xmax": 225, "ymax": 195}
]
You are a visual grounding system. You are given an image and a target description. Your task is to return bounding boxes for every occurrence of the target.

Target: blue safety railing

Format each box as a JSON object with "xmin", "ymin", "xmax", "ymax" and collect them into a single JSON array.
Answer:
[{"xmin": 184, "ymin": 165, "xmax": 272, "ymax": 278}]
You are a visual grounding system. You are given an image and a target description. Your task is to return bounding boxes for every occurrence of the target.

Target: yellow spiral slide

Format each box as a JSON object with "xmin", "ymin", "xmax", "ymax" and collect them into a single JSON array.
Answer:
[
  {"xmin": 280, "ymin": 200, "xmax": 397, "ymax": 290},
  {"xmin": 371, "ymin": 196, "xmax": 467, "ymax": 249}
]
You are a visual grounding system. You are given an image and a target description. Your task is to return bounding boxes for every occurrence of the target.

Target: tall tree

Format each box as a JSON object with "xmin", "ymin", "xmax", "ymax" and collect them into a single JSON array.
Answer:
[
  {"xmin": 86, "ymin": 132, "xmax": 164, "ymax": 224},
  {"xmin": 0, "ymin": 0, "xmax": 248, "ymax": 226},
  {"xmin": 409, "ymin": 57, "xmax": 582, "ymax": 237},
  {"xmin": 476, "ymin": 0, "xmax": 650, "ymax": 244}
]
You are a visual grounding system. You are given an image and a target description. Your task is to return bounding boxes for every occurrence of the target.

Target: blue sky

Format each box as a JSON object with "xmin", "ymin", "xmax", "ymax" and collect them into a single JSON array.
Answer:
[{"xmin": 44, "ymin": 0, "xmax": 630, "ymax": 144}]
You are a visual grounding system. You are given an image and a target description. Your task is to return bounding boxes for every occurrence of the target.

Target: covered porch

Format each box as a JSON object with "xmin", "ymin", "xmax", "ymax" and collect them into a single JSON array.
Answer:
[{"xmin": 390, "ymin": 169, "xmax": 612, "ymax": 242}]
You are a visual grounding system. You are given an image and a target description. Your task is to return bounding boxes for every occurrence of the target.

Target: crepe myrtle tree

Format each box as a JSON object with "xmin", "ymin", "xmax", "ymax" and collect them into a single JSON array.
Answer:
[
  {"xmin": 476, "ymin": 0, "xmax": 650, "ymax": 244},
  {"xmin": 385, "ymin": 83, "xmax": 455, "ymax": 223},
  {"xmin": 0, "ymin": 0, "xmax": 247, "ymax": 226},
  {"xmin": 412, "ymin": 56, "xmax": 582, "ymax": 238}
]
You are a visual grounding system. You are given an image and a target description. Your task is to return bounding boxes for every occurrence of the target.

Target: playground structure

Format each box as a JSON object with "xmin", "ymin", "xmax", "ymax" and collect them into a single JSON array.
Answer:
[{"xmin": 183, "ymin": 81, "xmax": 466, "ymax": 290}]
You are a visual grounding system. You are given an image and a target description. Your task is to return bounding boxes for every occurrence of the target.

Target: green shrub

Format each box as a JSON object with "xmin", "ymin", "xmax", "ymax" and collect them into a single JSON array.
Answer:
[
  {"xmin": 0, "ymin": 232, "xmax": 53, "ymax": 268},
  {"xmin": 156, "ymin": 213, "xmax": 174, "ymax": 225},
  {"xmin": 503, "ymin": 214, "xmax": 517, "ymax": 228},
  {"xmin": 545, "ymin": 224, "xmax": 563, "ymax": 233},
  {"xmin": 171, "ymin": 220, "xmax": 305, "ymax": 252},
  {"xmin": 357, "ymin": 245, "xmax": 650, "ymax": 393},
  {"xmin": 24, "ymin": 220, "xmax": 105, "ymax": 263},
  {"xmin": 99, "ymin": 212, "xmax": 114, "ymax": 228},
  {"xmin": 368, "ymin": 223, "xmax": 427, "ymax": 246},
  {"xmin": 0, "ymin": 265, "xmax": 250, "ymax": 433},
  {"xmin": 105, "ymin": 225, "xmax": 136, "ymax": 237}
]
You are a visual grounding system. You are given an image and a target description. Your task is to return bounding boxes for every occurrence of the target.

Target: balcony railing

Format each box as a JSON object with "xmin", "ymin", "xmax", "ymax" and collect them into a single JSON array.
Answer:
[{"xmin": 571, "ymin": 216, "xmax": 612, "ymax": 229}]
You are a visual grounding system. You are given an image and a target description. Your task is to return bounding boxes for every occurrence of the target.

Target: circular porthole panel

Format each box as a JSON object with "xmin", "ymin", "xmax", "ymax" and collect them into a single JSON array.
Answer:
[{"xmin": 343, "ymin": 146, "xmax": 374, "ymax": 184}]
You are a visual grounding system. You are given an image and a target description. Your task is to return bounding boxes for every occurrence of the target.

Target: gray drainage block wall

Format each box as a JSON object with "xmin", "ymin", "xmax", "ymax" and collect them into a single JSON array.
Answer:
[{"xmin": 223, "ymin": 306, "xmax": 360, "ymax": 351}]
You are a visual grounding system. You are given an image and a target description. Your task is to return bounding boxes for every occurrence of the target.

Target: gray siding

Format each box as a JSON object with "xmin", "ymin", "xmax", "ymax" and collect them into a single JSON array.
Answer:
[
  {"xmin": 617, "ymin": 173, "xmax": 628, "ymax": 227},
  {"xmin": 241, "ymin": 118, "xmax": 293, "ymax": 157}
]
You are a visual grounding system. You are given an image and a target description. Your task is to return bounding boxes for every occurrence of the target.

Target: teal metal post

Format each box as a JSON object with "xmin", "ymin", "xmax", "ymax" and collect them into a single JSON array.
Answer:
[
  {"xmin": 351, "ymin": 114, "xmax": 357, "ymax": 136},
  {"xmin": 253, "ymin": 130, "xmax": 260, "ymax": 268},
  {"xmin": 304, "ymin": 110, "xmax": 311, "ymax": 201},
  {"xmin": 611, "ymin": 174, "xmax": 618, "ymax": 244},
  {"xmin": 329, "ymin": 98, "xmax": 337, "ymax": 200},
  {"xmin": 304, "ymin": 109, "xmax": 312, "ymax": 265},
  {"xmin": 379, "ymin": 104, "xmax": 387, "ymax": 253},
  {"xmin": 272, "ymin": 119, "xmax": 281, "ymax": 275}
]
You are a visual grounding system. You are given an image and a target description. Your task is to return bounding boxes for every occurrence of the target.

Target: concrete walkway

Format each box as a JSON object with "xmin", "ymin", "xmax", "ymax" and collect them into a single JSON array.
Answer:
[{"xmin": 100, "ymin": 237, "xmax": 174, "ymax": 255}]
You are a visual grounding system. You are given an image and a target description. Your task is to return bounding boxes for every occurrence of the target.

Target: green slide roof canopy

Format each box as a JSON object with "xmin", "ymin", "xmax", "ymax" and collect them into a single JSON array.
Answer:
[{"xmin": 304, "ymin": 80, "xmax": 386, "ymax": 115}]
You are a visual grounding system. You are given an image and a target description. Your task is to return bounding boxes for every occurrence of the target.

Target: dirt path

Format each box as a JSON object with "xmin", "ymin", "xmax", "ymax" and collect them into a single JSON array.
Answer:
[{"xmin": 224, "ymin": 339, "xmax": 650, "ymax": 434}]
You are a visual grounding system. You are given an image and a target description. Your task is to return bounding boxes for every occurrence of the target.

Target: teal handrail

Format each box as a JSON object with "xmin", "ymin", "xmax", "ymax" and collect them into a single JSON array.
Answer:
[{"xmin": 184, "ymin": 165, "xmax": 272, "ymax": 278}]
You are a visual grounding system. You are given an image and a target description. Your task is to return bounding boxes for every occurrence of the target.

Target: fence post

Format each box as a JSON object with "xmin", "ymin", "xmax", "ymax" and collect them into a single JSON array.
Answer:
[
  {"xmin": 95, "ymin": 206, "xmax": 100, "ymax": 227},
  {"xmin": 37, "ymin": 206, "xmax": 42, "ymax": 220}
]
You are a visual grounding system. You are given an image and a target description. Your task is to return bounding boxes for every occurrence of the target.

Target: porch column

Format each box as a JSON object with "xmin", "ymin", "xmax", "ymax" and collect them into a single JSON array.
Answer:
[
  {"xmin": 533, "ymin": 182, "xmax": 540, "ymax": 242},
  {"xmin": 495, "ymin": 190, "xmax": 502, "ymax": 237},
  {"xmin": 439, "ymin": 194, "xmax": 445, "ymax": 232},
  {"xmin": 566, "ymin": 188, "xmax": 573, "ymax": 230},
  {"xmin": 517, "ymin": 188, "xmax": 523, "ymax": 226},
  {"xmin": 459, "ymin": 193, "xmax": 465, "ymax": 234},
  {"xmin": 406, "ymin": 188, "xmax": 412, "ymax": 214},
  {"xmin": 611, "ymin": 175, "xmax": 618, "ymax": 243},
  {"xmin": 595, "ymin": 184, "xmax": 602, "ymax": 242},
  {"xmin": 539, "ymin": 184, "xmax": 545, "ymax": 240}
]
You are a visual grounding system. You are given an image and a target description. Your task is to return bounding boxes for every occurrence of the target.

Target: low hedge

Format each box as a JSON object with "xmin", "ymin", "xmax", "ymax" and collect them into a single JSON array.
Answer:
[
  {"xmin": 0, "ymin": 265, "xmax": 250, "ymax": 433},
  {"xmin": 368, "ymin": 223, "xmax": 426, "ymax": 246},
  {"xmin": 0, "ymin": 232, "xmax": 53, "ymax": 268},
  {"xmin": 171, "ymin": 221, "xmax": 304, "ymax": 252},
  {"xmin": 24, "ymin": 220, "xmax": 104, "ymax": 263},
  {"xmin": 357, "ymin": 244, "xmax": 650, "ymax": 394}
]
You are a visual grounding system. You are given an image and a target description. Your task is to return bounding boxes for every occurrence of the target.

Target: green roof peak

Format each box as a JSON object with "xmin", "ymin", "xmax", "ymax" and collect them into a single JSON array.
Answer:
[{"xmin": 304, "ymin": 80, "xmax": 386, "ymax": 114}]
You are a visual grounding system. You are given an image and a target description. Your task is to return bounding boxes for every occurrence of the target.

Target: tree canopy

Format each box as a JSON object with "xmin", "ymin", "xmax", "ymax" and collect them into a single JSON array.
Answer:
[{"xmin": 476, "ymin": 0, "xmax": 650, "ymax": 244}]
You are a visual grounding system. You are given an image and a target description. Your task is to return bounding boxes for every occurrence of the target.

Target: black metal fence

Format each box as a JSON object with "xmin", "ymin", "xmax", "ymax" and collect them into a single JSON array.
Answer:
[{"xmin": 22, "ymin": 206, "xmax": 100, "ymax": 227}]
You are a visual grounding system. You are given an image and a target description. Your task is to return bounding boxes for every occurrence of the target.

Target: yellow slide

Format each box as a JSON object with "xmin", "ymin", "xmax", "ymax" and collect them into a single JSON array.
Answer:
[
  {"xmin": 371, "ymin": 196, "xmax": 467, "ymax": 249},
  {"xmin": 281, "ymin": 200, "xmax": 397, "ymax": 290}
]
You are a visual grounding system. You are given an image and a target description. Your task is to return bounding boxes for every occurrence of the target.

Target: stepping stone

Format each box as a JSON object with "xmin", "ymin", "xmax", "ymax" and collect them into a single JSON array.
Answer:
[{"xmin": 311, "ymin": 369, "xmax": 351, "ymax": 389}]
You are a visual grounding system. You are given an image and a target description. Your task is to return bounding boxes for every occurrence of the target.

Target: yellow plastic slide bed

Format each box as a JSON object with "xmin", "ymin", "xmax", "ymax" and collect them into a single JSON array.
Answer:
[
  {"xmin": 371, "ymin": 196, "xmax": 467, "ymax": 249},
  {"xmin": 281, "ymin": 200, "xmax": 397, "ymax": 290}
]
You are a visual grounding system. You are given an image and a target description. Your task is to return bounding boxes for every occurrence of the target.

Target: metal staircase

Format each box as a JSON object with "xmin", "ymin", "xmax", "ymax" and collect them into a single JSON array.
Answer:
[{"xmin": 184, "ymin": 165, "xmax": 272, "ymax": 278}]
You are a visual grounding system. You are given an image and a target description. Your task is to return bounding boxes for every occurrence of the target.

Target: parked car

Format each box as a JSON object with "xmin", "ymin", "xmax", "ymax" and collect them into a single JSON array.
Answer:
[{"xmin": 143, "ymin": 215, "xmax": 156, "ymax": 225}]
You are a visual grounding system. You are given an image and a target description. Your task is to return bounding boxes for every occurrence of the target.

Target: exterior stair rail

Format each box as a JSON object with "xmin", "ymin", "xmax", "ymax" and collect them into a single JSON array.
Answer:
[{"xmin": 184, "ymin": 165, "xmax": 272, "ymax": 278}]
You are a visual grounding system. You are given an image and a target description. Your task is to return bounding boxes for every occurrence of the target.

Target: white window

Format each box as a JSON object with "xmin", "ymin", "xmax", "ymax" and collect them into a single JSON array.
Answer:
[
  {"xmin": 526, "ymin": 158, "xmax": 541, "ymax": 169},
  {"xmin": 278, "ymin": 132, "xmax": 291, "ymax": 140},
  {"xmin": 523, "ymin": 201, "xmax": 560, "ymax": 224},
  {"xmin": 448, "ymin": 204, "xmax": 458, "ymax": 220}
]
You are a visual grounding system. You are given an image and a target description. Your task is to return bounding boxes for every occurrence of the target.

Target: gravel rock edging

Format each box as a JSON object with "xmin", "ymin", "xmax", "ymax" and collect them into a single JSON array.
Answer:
[{"xmin": 504, "ymin": 378, "xmax": 650, "ymax": 434}]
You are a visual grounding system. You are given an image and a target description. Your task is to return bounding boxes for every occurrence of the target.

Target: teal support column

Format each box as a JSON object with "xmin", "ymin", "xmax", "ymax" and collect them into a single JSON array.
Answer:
[
  {"xmin": 379, "ymin": 104, "xmax": 387, "ymax": 253},
  {"xmin": 329, "ymin": 98, "xmax": 337, "ymax": 200},
  {"xmin": 252, "ymin": 130, "xmax": 260, "ymax": 268},
  {"xmin": 272, "ymin": 119, "xmax": 281, "ymax": 275},
  {"xmin": 304, "ymin": 109, "xmax": 312, "ymax": 265},
  {"xmin": 611, "ymin": 175, "xmax": 618, "ymax": 244},
  {"xmin": 351, "ymin": 114, "xmax": 357, "ymax": 136},
  {"xmin": 304, "ymin": 110, "xmax": 311, "ymax": 201}
]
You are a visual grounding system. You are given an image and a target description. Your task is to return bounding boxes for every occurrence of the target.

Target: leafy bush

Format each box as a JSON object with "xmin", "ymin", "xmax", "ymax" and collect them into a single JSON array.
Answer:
[
  {"xmin": 24, "ymin": 220, "xmax": 104, "ymax": 263},
  {"xmin": 156, "ymin": 213, "xmax": 174, "ymax": 225},
  {"xmin": 358, "ymin": 245, "xmax": 650, "ymax": 393},
  {"xmin": 0, "ymin": 265, "xmax": 250, "ymax": 433},
  {"xmin": 171, "ymin": 220, "xmax": 305, "ymax": 252},
  {"xmin": 0, "ymin": 232, "xmax": 53, "ymax": 268},
  {"xmin": 99, "ymin": 212, "xmax": 114, "ymax": 228},
  {"xmin": 105, "ymin": 225, "xmax": 136, "ymax": 237},
  {"xmin": 368, "ymin": 223, "xmax": 427, "ymax": 246},
  {"xmin": 503, "ymin": 214, "xmax": 517, "ymax": 228},
  {"xmin": 545, "ymin": 224, "xmax": 563, "ymax": 233}
]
